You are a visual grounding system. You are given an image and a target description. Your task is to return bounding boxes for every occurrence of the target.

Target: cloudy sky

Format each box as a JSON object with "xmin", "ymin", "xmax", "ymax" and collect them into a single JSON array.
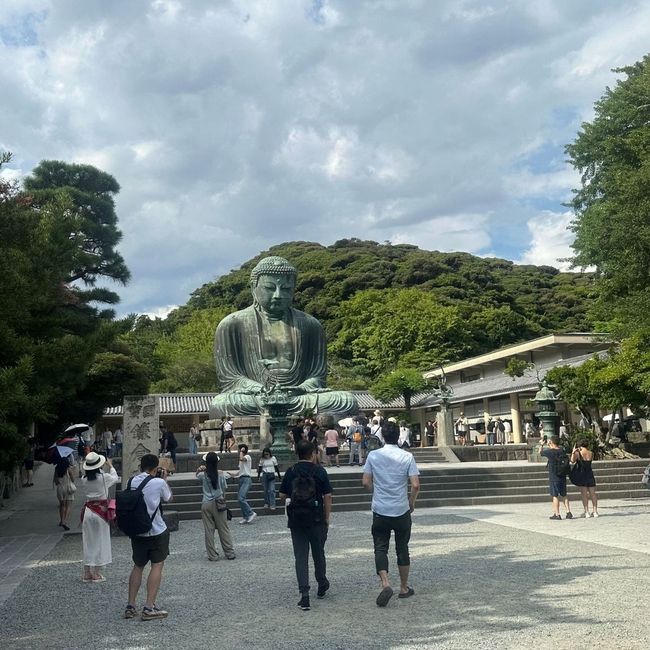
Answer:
[{"xmin": 2, "ymin": 0, "xmax": 649, "ymax": 317}]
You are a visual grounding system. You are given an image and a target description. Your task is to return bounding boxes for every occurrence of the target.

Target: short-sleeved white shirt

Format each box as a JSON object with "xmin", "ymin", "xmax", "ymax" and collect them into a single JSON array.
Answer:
[
  {"xmin": 239, "ymin": 454, "xmax": 252, "ymax": 477},
  {"xmin": 363, "ymin": 445, "xmax": 419, "ymax": 517},
  {"xmin": 130, "ymin": 473, "xmax": 172, "ymax": 536}
]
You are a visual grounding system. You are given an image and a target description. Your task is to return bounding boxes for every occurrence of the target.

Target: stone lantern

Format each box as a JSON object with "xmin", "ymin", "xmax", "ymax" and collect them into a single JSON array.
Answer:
[{"xmin": 533, "ymin": 380, "xmax": 559, "ymax": 439}]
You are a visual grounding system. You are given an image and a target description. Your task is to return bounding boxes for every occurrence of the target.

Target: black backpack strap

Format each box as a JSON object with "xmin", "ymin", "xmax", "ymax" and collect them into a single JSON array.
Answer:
[{"xmin": 132, "ymin": 474, "xmax": 160, "ymax": 521}]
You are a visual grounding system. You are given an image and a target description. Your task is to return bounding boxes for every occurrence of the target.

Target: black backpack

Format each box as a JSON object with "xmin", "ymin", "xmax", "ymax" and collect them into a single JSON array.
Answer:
[
  {"xmin": 287, "ymin": 465, "xmax": 323, "ymax": 528},
  {"xmin": 116, "ymin": 475, "xmax": 160, "ymax": 537},
  {"xmin": 555, "ymin": 452, "xmax": 571, "ymax": 479}
]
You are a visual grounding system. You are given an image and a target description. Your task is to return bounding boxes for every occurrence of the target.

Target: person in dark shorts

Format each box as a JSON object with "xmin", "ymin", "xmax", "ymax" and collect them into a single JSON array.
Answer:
[
  {"xmin": 124, "ymin": 454, "xmax": 173, "ymax": 621},
  {"xmin": 540, "ymin": 435, "xmax": 573, "ymax": 521},
  {"xmin": 22, "ymin": 438, "xmax": 35, "ymax": 487},
  {"xmin": 223, "ymin": 417, "xmax": 237, "ymax": 452},
  {"xmin": 323, "ymin": 426, "xmax": 340, "ymax": 467},
  {"xmin": 570, "ymin": 439, "xmax": 599, "ymax": 517}
]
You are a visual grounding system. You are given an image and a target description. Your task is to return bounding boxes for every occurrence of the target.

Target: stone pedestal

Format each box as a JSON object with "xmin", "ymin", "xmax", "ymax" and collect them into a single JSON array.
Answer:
[
  {"xmin": 436, "ymin": 405, "xmax": 455, "ymax": 447},
  {"xmin": 122, "ymin": 395, "xmax": 160, "ymax": 486}
]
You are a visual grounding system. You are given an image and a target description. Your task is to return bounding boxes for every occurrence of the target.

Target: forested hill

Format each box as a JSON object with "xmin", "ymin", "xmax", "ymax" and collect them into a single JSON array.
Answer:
[
  {"xmin": 184, "ymin": 239, "xmax": 592, "ymax": 335},
  {"xmin": 130, "ymin": 239, "xmax": 594, "ymax": 393}
]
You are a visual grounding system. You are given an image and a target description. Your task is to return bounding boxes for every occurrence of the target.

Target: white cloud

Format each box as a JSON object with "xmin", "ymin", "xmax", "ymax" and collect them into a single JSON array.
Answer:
[
  {"xmin": 518, "ymin": 210, "xmax": 574, "ymax": 269},
  {"xmin": 1, "ymin": 0, "xmax": 648, "ymax": 315},
  {"xmin": 144, "ymin": 304, "xmax": 178, "ymax": 320}
]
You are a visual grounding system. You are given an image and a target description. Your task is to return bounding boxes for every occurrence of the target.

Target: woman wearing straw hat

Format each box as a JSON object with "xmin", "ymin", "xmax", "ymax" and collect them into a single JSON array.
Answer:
[
  {"xmin": 80, "ymin": 451, "xmax": 120, "ymax": 582},
  {"xmin": 196, "ymin": 452, "xmax": 236, "ymax": 561}
]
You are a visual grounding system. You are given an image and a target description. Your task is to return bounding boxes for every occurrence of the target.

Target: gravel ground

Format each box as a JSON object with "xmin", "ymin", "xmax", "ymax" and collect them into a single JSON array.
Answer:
[{"xmin": 1, "ymin": 507, "xmax": 649, "ymax": 650}]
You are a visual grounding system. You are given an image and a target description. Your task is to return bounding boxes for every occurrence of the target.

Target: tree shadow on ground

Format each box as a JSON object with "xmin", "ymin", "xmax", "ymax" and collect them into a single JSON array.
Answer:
[{"xmin": 0, "ymin": 511, "xmax": 647, "ymax": 650}]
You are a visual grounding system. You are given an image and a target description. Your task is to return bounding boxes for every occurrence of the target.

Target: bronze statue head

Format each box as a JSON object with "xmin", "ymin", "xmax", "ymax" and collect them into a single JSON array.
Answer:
[{"xmin": 250, "ymin": 256, "xmax": 297, "ymax": 318}]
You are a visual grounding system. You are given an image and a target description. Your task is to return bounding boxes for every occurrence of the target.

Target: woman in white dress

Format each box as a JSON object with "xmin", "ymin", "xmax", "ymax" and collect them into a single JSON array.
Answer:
[{"xmin": 80, "ymin": 452, "xmax": 119, "ymax": 583}]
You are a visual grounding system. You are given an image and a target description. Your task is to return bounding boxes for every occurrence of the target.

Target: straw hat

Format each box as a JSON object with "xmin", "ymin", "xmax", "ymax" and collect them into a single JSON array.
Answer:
[{"xmin": 83, "ymin": 451, "xmax": 106, "ymax": 471}]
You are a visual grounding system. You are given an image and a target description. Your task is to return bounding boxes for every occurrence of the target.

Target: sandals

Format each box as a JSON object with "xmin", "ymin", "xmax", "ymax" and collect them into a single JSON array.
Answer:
[{"xmin": 376, "ymin": 586, "xmax": 394, "ymax": 607}]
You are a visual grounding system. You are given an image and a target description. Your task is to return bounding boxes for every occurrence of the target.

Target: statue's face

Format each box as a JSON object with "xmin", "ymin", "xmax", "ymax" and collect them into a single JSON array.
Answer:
[{"xmin": 253, "ymin": 273, "xmax": 295, "ymax": 317}]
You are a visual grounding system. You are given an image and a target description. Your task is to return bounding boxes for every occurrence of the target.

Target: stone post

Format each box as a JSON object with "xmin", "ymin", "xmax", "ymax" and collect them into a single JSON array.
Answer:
[
  {"xmin": 436, "ymin": 404, "xmax": 455, "ymax": 447},
  {"xmin": 510, "ymin": 393, "xmax": 522, "ymax": 443},
  {"xmin": 122, "ymin": 395, "xmax": 160, "ymax": 486}
]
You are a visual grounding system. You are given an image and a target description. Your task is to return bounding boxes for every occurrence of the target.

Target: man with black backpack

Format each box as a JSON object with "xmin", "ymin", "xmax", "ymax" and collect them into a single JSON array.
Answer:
[
  {"xmin": 122, "ymin": 454, "xmax": 173, "ymax": 621},
  {"xmin": 540, "ymin": 435, "xmax": 573, "ymax": 521},
  {"xmin": 279, "ymin": 440, "xmax": 332, "ymax": 611}
]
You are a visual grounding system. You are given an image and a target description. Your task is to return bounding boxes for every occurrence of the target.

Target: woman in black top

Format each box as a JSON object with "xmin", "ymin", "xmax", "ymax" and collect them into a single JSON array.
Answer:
[{"xmin": 570, "ymin": 439, "xmax": 598, "ymax": 517}]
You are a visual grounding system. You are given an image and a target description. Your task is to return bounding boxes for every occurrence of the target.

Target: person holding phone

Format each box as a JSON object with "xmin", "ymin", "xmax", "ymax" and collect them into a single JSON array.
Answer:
[
  {"xmin": 231, "ymin": 444, "xmax": 256, "ymax": 524},
  {"xmin": 570, "ymin": 439, "xmax": 598, "ymax": 517}
]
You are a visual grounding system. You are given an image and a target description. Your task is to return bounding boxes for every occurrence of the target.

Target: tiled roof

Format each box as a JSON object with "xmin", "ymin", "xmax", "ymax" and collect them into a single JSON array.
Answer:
[
  {"xmin": 102, "ymin": 351, "xmax": 604, "ymax": 417},
  {"xmin": 103, "ymin": 391, "xmax": 424, "ymax": 416},
  {"xmin": 103, "ymin": 393, "xmax": 218, "ymax": 417}
]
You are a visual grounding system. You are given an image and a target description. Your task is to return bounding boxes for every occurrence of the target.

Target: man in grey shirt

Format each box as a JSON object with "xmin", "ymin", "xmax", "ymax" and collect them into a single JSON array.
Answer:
[{"xmin": 362, "ymin": 420, "xmax": 420, "ymax": 607}]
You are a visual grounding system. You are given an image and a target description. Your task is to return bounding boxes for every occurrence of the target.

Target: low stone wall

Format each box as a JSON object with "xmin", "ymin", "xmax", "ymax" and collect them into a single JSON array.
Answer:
[
  {"xmin": 452, "ymin": 444, "xmax": 530, "ymax": 462},
  {"xmin": 199, "ymin": 417, "xmax": 263, "ymax": 450}
]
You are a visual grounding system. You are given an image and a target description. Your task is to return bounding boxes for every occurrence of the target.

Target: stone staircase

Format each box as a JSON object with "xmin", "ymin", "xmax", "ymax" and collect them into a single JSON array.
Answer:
[{"xmin": 168, "ymin": 457, "xmax": 650, "ymax": 521}]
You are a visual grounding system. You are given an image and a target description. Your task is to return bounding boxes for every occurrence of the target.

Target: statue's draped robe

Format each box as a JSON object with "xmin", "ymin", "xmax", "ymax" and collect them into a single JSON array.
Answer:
[{"xmin": 210, "ymin": 306, "xmax": 356, "ymax": 417}]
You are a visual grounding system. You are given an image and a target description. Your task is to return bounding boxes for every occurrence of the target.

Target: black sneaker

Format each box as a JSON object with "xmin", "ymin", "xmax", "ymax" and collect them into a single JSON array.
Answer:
[
  {"xmin": 317, "ymin": 581, "xmax": 330, "ymax": 599},
  {"xmin": 565, "ymin": 512, "xmax": 574, "ymax": 519},
  {"xmin": 549, "ymin": 514, "xmax": 561, "ymax": 520},
  {"xmin": 297, "ymin": 595, "xmax": 310, "ymax": 611}
]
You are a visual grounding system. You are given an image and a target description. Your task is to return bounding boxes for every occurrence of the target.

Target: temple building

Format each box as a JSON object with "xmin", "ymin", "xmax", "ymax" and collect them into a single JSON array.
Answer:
[{"xmin": 101, "ymin": 333, "xmax": 625, "ymax": 445}]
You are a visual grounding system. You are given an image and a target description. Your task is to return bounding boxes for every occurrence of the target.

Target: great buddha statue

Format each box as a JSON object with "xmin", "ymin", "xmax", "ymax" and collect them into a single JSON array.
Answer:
[{"xmin": 209, "ymin": 256, "xmax": 357, "ymax": 418}]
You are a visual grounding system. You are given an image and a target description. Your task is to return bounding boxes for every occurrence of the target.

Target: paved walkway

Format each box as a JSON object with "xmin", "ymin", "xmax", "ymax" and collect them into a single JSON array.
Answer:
[
  {"xmin": 0, "ymin": 461, "xmax": 84, "ymax": 607},
  {"xmin": 2, "ymin": 463, "xmax": 650, "ymax": 649}
]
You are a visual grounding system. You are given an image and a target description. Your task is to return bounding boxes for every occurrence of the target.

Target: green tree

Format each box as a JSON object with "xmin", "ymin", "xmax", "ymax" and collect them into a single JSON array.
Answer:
[
  {"xmin": 370, "ymin": 368, "xmax": 429, "ymax": 420},
  {"xmin": 545, "ymin": 362, "xmax": 604, "ymax": 424},
  {"xmin": 152, "ymin": 307, "xmax": 229, "ymax": 392},
  {"xmin": 590, "ymin": 334, "xmax": 650, "ymax": 416},
  {"xmin": 566, "ymin": 55, "xmax": 650, "ymax": 334},
  {"xmin": 24, "ymin": 160, "xmax": 130, "ymax": 308},
  {"xmin": 0, "ymin": 155, "xmax": 141, "ymax": 465},
  {"xmin": 331, "ymin": 288, "xmax": 471, "ymax": 375}
]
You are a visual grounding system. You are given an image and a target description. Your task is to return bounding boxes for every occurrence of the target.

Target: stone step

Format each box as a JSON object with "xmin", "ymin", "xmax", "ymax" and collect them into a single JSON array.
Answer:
[
  {"xmin": 168, "ymin": 459, "xmax": 650, "ymax": 521},
  {"xmin": 170, "ymin": 478, "xmax": 647, "ymax": 509},
  {"xmin": 166, "ymin": 460, "xmax": 647, "ymax": 489},
  {"xmin": 175, "ymin": 487, "xmax": 650, "ymax": 521}
]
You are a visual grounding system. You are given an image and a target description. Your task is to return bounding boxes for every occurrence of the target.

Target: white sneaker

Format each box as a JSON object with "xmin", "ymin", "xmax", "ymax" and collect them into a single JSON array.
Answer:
[
  {"xmin": 239, "ymin": 518, "xmax": 248, "ymax": 525},
  {"xmin": 247, "ymin": 512, "xmax": 257, "ymax": 523},
  {"xmin": 592, "ymin": 512, "xmax": 599, "ymax": 518}
]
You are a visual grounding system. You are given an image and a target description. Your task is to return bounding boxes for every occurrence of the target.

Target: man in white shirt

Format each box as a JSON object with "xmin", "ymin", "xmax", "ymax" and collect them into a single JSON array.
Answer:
[
  {"xmin": 362, "ymin": 421, "xmax": 420, "ymax": 607},
  {"xmin": 114, "ymin": 428, "xmax": 123, "ymax": 457},
  {"xmin": 124, "ymin": 454, "xmax": 173, "ymax": 621},
  {"xmin": 503, "ymin": 420, "xmax": 512, "ymax": 444},
  {"xmin": 398, "ymin": 423, "xmax": 411, "ymax": 449},
  {"xmin": 102, "ymin": 429, "xmax": 113, "ymax": 457}
]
